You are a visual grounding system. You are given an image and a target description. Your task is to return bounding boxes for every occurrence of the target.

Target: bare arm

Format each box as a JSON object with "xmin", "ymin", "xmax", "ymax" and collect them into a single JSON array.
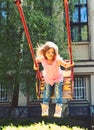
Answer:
[
  {"xmin": 57, "ymin": 60, "xmax": 74, "ymax": 69},
  {"xmin": 33, "ymin": 57, "xmax": 44, "ymax": 70}
]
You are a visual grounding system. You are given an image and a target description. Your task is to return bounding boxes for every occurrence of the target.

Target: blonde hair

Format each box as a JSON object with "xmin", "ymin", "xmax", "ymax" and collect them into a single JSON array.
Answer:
[{"xmin": 36, "ymin": 41, "xmax": 59, "ymax": 59}]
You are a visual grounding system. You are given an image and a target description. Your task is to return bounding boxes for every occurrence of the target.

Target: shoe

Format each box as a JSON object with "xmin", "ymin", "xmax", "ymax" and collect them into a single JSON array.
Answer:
[
  {"xmin": 54, "ymin": 104, "xmax": 62, "ymax": 118},
  {"xmin": 41, "ymin": 103, "xmax": 49, "ymax": 116}
]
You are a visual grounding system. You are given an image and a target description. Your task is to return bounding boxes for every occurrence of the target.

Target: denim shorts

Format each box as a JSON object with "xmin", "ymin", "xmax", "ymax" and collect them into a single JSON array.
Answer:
[{"xmin": 43, "ymin": 82, "xmax": 63, "ymax": 106}]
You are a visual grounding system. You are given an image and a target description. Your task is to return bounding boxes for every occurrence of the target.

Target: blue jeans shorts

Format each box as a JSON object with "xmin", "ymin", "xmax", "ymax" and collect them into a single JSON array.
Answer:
[{"xmin": 43, "ymin": 82, "xmax": 63, "ymax": 106}]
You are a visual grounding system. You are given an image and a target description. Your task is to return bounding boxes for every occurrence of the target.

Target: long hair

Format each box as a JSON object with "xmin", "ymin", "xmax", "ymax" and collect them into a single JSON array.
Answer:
[{"xmin": 36, "ymin": 41, "xmax": 59, "ymax": 59}]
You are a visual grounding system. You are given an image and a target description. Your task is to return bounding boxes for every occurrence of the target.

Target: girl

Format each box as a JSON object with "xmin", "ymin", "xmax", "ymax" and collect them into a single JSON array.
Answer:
[{"xmin": 34, "ymin": 41, "xmax": 74, "ymax": 117}]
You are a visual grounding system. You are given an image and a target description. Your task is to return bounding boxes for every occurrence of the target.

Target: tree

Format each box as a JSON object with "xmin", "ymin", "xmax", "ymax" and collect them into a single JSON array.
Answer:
[
  {"xmin": 0, "ymin": 0, "xmax": 72, "ymax": 106},
  {"xmin": 0, "ymin": 0, "xmax": 25, "ymax": 107}
]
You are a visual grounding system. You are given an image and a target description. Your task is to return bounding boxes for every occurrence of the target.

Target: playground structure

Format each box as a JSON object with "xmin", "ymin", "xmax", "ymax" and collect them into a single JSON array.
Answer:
[{"xmin": 15, "ymin": 0, "xmax": 74, "ymax": 100}]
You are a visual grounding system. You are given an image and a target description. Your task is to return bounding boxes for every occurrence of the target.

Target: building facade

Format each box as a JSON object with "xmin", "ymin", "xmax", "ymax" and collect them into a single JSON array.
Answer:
[
  {"xmin": 73, "ymin": 0, "xmax": 94, "ymax": 104},
  {"xmin": 0, "ymin": 0, "xmax": 94, "ymax": 122}
]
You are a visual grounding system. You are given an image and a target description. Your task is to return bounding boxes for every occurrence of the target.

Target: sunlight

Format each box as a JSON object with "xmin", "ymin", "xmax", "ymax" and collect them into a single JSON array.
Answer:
[{"xmin": 2, "ymin": 122, "xmax": 86, "ymax": 130}]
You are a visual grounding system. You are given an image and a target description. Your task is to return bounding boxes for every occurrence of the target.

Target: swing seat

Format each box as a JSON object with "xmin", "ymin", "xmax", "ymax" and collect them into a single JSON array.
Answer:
[
  {"xmin": 62, "ymin": 70, "xmax": 73, "ymax": 99},
  {"xmin": 36, "ymin": 69, "xmax": 73, "ymax": 99}
]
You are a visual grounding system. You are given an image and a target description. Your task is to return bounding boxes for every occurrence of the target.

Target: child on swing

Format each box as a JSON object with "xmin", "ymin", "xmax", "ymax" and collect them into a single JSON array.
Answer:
[{"xmin": 34, "ymin": 41, "xmax": 74, "ymax": 117}]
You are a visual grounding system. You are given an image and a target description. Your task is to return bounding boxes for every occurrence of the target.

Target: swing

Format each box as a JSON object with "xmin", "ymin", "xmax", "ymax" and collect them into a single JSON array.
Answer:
[
  {"xmin": 15, "ymin": 0, "xmax": 74, "ymax": 99},
  {"xmin": 36, "ymin": 65, "xmax": 73, "ymax": 99}
]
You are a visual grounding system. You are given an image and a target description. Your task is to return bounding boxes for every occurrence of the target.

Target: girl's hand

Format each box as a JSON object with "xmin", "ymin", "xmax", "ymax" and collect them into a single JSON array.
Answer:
[
  {"xmin": 63, "ymin": 61, "xmax": 74, "ymax": 69},
  {"xmin": 33, "ymin": 62, "xmax": 39, "ymax": 71},
  {"xmin": 70, "ymin": 61, "xmax": 74, "ymax": 68}
]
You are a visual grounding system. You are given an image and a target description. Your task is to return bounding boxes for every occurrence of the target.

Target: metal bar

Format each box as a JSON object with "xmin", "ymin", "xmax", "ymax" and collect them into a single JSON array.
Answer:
[
  {"xmin": 64, "ymin": 0, "xmax": 74, "ymax": 98},
  {"xmin": 15, "ymin": 0, "xmax": 41, "ymax": 99},
  {"xmin": 15, "ymin": 0, "xmax": 36, "ymax": 65}
]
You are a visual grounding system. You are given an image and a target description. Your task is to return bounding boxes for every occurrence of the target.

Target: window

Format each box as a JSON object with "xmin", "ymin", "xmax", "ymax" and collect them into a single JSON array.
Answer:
[
  {"xmin": 70, "ymin": 0, "xmax": 88, "ymax": 42},
  {"xmin": 0, "ymin": 78, "xmax": 13, "ymax": 102},
  {"xmin": 0, "ymin": 2, "xmax": 7, "ymax": 33},
  {"xmin": 0, "ymin": 80, "xmax": 8, "ymax": 102},
  {"xmin": 1, "ymin": 2, "xmax": 7, "ymax": 19},
  {"xmin": 73, "ymin": 76, "xmax": 86, "ymax": 100}
]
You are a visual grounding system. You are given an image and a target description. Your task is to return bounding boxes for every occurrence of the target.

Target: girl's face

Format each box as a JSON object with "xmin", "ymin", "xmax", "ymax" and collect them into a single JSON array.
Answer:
[{"xmin": 45, "ymin": 48, "xmax": 56, "ymax": 60}]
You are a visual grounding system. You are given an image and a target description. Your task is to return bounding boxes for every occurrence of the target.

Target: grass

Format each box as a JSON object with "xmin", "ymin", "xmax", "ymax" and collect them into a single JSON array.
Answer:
[
  {"xmin": 0, "ymin": 117, "xmax": 90, "ymax": 130},
  {"xmin": 2, "ymin": 121, "xmax": 87, "ymax": 130}
]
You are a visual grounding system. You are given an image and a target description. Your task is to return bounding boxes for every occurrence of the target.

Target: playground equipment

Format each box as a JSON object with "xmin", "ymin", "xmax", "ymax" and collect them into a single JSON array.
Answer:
[{"xmin": 15, "ymin": 0, "xmax": 74, "ymax": 99}]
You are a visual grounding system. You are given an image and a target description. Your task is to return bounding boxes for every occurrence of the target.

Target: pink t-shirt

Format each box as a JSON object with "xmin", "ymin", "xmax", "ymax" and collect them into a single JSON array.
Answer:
[{"xmin": 39, "ymin": 57, "xmax": 63, "ymax": 86}]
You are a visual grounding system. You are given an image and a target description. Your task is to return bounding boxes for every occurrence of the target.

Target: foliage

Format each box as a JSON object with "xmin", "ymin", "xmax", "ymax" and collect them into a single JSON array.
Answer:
[
  {"xmin": 0, "ymin": 0, "xmax": 75, "ymax": 104},
  {"xmin": 0, "ymin": 0, "xmax": 54, "ymax": 103},
  {"xmin": 2, "ymin": 122, "xmax": 86, "ymax": 130}
]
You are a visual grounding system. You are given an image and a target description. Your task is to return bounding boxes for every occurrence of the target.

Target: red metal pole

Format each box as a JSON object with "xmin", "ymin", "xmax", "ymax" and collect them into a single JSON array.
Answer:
[
  {"xmin": 15, "ymin": 0, "xmax": 41, "ymax": 98},
  {"xmin": 15, "ymin": 0, "xmax": 36, "ymax": 65},
  {"xmin": 64, "ymin": 0, "xmax": 74, "ymax": 98}
]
